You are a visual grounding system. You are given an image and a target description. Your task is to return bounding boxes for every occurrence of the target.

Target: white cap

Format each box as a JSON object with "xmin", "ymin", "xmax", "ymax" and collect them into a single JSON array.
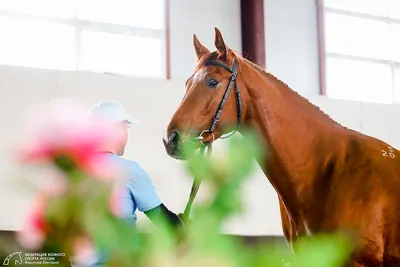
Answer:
[{"xmin": 88, "ymin": 101, "xmax": 142, "ymax": 125}]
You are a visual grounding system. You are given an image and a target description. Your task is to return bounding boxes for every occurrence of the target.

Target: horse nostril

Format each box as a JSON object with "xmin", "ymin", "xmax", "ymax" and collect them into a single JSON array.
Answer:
[{"xmin": 168, "ymin": 131, "xmax": 181, "ymax": 147}]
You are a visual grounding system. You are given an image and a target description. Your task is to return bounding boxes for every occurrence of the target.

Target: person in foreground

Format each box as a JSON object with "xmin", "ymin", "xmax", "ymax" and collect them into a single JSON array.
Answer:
[{"xmin": 72, "ymin": 101, "xmax": 185, "ymax": 267}]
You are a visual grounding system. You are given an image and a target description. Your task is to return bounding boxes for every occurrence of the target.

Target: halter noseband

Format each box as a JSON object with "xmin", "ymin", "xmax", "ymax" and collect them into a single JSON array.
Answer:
[{"xmin": 195, "ymin": 58, "xmax": 243, "ymax": 144}]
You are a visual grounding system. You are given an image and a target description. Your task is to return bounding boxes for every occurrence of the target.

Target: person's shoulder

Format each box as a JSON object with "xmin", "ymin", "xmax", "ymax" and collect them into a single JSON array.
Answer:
[
  {"xmin": 118, "ymin": 158, "xmax": 154, "ymax": 186},
  {"xmin": 100, "ymin": 154, "xmax": 139, "ymax": 172},
  {"xmin": 117, "ymin": 157, "xmax": 147, "ymax": 174}
]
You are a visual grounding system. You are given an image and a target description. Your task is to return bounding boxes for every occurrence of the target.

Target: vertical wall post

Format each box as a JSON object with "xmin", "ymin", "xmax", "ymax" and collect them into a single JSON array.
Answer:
[
  {"xmin": 240, "ymin": 0, "xmax": 266, "ymax": 68},
  {"xmin": 316, "ymin": 0, "xmax": 327, "ymax": 95}
]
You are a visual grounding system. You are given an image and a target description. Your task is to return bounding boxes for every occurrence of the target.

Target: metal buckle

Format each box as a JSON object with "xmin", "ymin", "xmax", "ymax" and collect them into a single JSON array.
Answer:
[{"xmin": 193, "ymin": 129, "xmax": 215, "ymax": 145}]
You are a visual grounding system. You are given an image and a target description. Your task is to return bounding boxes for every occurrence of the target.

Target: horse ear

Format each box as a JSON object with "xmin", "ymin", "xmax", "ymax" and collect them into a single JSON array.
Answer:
[
  {"xmin": 214, "ymin": 27, "xmax": 229, "ymax": 58},
  {"xmin": 193, "ymin": 34, "xmax": 210, "ymax": 60}
]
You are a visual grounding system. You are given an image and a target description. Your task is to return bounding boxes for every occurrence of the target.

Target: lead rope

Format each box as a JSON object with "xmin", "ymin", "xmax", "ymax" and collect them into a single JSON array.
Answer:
[
  {"xmin": 183, "ymin": 141, "xmax": 212, "ymax": 218},
  {"xmin": 183, "ymin": 58, "xmax": 241, "ymax": 219}
]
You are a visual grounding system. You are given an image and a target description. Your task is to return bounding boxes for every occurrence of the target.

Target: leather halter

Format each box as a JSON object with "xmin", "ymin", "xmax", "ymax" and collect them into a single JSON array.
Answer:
[
  {"xmin": 195, "ymin": 58, "xmax": 243, "ymax": 144},
  {"xmin": 183, "ymin": 58, "xmax": 243, "ymax": 218}
]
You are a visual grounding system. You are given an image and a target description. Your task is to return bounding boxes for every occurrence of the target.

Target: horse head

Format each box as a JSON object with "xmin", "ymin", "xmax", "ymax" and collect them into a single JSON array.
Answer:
[{"xmin": 163, "ymin": 28, "xmax": 250, "ymax": 160}]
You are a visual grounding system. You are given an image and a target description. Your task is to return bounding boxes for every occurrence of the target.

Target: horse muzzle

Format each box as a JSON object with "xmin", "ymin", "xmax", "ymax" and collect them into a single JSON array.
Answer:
[{"xmin": 162, "ymin": 130, "xmax": 184, "ymax": 159}]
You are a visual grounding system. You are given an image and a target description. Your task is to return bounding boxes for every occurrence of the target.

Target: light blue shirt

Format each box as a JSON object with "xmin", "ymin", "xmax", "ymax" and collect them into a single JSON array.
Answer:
[{"xmin": 106, "ymin": 152, "xmax": 162, "ymax": 223}]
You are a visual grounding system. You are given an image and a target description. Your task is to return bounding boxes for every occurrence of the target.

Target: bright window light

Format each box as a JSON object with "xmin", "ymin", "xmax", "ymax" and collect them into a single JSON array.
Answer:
[
  {"xmin": 389, "ymin": 23, "xmax": 400, "ymax": 62},
  {"xmin": 0, "ymin": 16, "xmax": 76, "ymax": 70},
  {"xmin": 324, "ymin": 0, "xmax": 390, "ymax": 17},
  {"xmin": 0, "ymin": 0, "xmax": 166, "ymax": 78},
  {"xmin": 325, "ymin": 13, "xmax": 390, "ymax": 60},
  {"xmin": 394, "ymin": 69, "xmax": 400, "ymax": 103},
  {"xmin": 0, "ymin": 0, "xmax": 77, "ymax": 19},
  {"xmin": 78, "ymin": 0, "xmax": 164, "ymax": 29},
  {"xmin": 326, "ymin": 57, "xmax": 393, "ymax": 104},
  {"xmin": 79, "ymin": 30, "xmax": 163, "ymax": 78}
]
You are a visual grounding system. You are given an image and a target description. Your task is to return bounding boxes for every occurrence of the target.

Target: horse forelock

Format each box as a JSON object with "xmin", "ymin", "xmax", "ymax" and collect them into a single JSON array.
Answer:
[{"xmin": 194, "ymin": 50, "xmax": 242, "ymax": 72}]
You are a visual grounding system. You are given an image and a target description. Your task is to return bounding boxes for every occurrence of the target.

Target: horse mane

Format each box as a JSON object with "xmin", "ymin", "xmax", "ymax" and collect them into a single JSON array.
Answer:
[
  {"xmin": 193, "ymin": 49, "xmax": 346, "ymax": 129},
  {"xmin": 231, "ymin": 51, "xmax": 346, "ymax": 129}
]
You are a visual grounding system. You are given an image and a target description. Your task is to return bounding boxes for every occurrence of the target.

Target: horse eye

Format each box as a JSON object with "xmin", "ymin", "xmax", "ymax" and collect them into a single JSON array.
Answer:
[{"xmin": 206, "ymin": 79, "xmax": 219, "ymax": 88}]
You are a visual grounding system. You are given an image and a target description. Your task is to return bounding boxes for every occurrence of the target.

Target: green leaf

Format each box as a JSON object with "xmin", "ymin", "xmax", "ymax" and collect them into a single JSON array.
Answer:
[{"xmin": 291, "ymin": 233, "xmax": 353, "ymax": 267}]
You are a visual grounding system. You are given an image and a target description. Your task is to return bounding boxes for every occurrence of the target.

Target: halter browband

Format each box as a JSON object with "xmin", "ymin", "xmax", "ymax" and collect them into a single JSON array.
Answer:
[{"xmin": 203, "ymin": 58, "xmax": 243, "ymax": 140}]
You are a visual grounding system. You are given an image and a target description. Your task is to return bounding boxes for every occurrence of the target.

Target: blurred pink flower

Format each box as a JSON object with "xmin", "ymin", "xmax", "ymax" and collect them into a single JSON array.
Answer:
[
  {"xmin": 87, "ymin": 153, "xmax": 121, "ymax": 182},
  {"xmin": 109, "ymin": 184, "xmax": 124, "ymax": 217},
  {"xmin": 16, "ymin": 194, "xmax": 51, "ymax": 250},
  {"xmin": 18, "ymin": 98, "xmax": 119, "ymax": 180},
  {"xmin": 72, "ymin": 236, "xmax": 99, "ymax": 266},
  {"xmin": 39, "ymin": 168, "xmax": 69, "ymax": 197},
  {"xmin": 20, "ymin": 121, "xmax": 113, "ymax": 174}
]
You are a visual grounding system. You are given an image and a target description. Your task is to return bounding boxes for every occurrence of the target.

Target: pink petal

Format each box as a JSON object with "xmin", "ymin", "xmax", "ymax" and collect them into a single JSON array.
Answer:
[
  {"xmin": 72, "ymin": 236, "xmax": 99, "ymax": 266},
  {"xmin": 16, "ymin": 194, "xmax": 49, "ymax": 250},
  {"xmin": 18, "ymin": 99, "xmax": 120, "ymax": 178},
  {"xmin": 40, "ymin": 172, "xmax": 68, "ymax": 197},
  {"xmin": 87, "ymin": 154, "xmax": 120, "ymax": 182},
  {"xmin": 26, "ymin": 195, "xmax": 48, "ymax": 231},
  {"xmin": 16, "ymin": 229, "xmax": 46, "ymax": 251},
  {"xmin": 109, "ymin": 185, "xmax": 124, "ymax": 217}
]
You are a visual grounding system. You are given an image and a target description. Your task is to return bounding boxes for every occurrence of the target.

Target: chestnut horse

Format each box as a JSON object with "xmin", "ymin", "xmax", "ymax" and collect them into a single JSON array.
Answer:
[{"xmin": 162, "ymin": 28, "xmax": 400, "ymax": 267}]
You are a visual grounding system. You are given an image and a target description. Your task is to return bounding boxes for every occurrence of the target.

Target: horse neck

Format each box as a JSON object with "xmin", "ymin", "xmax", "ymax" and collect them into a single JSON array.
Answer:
[{"xmin": 239, "ymin": 59, "xmax": 347, "ymax": 214}]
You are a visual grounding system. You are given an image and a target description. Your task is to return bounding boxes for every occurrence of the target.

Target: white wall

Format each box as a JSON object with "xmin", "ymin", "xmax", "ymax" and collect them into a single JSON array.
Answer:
[
  {"xmin": 0, "ymin": 65, "xmax": 399, "ymax": 236},
  {"xmin": 169, "ymin": 0, "xmax": 320, "ymax": 96},
  {"xmin": 264, "ymin": 0, "xmax": 320, "ymax": 96},
  {"xmin": 169, "ymin": 0, "xmax": 241, "ymax": 81}
]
